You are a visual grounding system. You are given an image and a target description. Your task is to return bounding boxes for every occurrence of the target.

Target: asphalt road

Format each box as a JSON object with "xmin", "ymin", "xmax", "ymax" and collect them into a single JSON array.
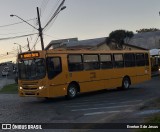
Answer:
[{"xmin": 0, "ymin": 76, "xmax": 160, "ymax": 130}]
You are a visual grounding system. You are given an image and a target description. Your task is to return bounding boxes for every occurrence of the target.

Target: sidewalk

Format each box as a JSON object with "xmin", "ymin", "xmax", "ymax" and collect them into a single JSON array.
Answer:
[{"xmin": 0, "ymin": 78, "xmax": 15, "ymax": 90}]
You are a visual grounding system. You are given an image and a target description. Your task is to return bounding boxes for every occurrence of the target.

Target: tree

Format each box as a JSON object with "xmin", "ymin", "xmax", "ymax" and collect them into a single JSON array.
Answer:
[
  {"xmin": 136, "ymin": 28, "xmax": 159, "ymax": 33},
  {"xmin": 106, "ymin": 30, "xmax": 134, "ymax": 50}
]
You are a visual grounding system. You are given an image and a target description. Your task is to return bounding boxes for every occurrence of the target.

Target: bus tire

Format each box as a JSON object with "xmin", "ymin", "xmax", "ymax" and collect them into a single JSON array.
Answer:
[
  {"xmin": 67, "ymin": 83, "xmax": 77, "ymax": 99},
  {"xmin": 122, "ymin": 77, "xmax": 130, "ymax": 89}
]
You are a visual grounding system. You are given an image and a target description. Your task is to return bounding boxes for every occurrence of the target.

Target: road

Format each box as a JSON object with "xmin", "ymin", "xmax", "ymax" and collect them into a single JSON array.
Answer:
[{"xmin": 0, "ymin": 76, "xmax": 159, "ymax": 130}]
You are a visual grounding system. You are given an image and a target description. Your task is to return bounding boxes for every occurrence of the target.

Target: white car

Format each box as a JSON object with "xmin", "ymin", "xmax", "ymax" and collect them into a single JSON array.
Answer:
[
  {"xmin": 1, "ymin": 69, "xmax": 9, "ymax": 76},
  {"xmin": 4, "ymin": 67, "xmax": 10, "ymax": 71}
]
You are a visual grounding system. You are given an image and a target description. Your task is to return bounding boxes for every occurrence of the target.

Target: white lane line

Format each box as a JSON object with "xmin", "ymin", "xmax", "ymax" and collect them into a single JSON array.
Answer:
[
  {"xmin": 84, "ymin": 112, "xmax": 106, "ymax": 115},
  {"xmin": 62, "ymin": 97, "xmax": 125, "ymax": 106},
  {"xmin": 71, "ymin": 104, "xmax": 136, "ymax": 111},
  {"xmin": 84, "ymin": 110, "xmax": 133, "ymax": 116},
  {"xmin": 67, "ymin": 100, "xmax": 142, "ymax": 108}
]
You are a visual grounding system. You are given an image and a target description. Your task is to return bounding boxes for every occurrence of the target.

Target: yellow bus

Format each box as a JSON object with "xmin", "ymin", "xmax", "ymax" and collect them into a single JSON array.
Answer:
[{"xmin": 18, "ymin": 50, "xmax": 151, "ymax": 99}]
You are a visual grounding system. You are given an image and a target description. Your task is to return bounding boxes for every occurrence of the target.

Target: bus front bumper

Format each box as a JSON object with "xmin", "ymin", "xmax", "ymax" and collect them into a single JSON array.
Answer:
[{"xmin": 19, "ymin": 86, "xmax": 47, "ymax": 97}]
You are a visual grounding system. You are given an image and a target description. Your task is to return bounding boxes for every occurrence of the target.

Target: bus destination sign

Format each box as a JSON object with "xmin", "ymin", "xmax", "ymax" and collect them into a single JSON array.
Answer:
[{"xmin": 19, "ymin": 52, "xmax": 39, "ymax": 59}]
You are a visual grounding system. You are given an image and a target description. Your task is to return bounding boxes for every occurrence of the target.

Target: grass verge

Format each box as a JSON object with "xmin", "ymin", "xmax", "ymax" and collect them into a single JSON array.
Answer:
[
  {"xmin": 0, "ymin": 83, "xmax": 18, "ymax": 94},
  {"xmin": 146, "ymin": 114, "xmax": 160, "ymax": 124},
  {"xmin": 138, "ymin": 98, "xmax": 160, "ymax": 132},
  {"xmin": 138, "ymin": 114, "xmax": 160, "ymax": 132}
]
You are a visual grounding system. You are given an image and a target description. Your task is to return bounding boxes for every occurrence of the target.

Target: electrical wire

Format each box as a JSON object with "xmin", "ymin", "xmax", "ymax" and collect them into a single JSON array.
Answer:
[
  {"xmin": 43, "ymin": 0, "xmax": 65, "ymax": 30},
  {"xmin": 0, "ymin": 55, "xmax": 17, "ymax": 60},
  {"xmin": 40, "ymin": 0, "xmax": 50, "ymax": 17},
  {"xmin": 0, "ymin": 49, "xmax": 19, "ymax": 56},
  {"xmin": 31, "ymin": 35, "xmax": 40, "ymax": 50},
  {"xmin": 42, "ymin": 0, "xmax": 60, "ymax": 24},
  {"xmin": 43, "ymin": 33, "xmax": 61, "ymax": 39},
  {"xmin": 43, "ymin": 13, "xmax": 59, "ymax": 32},
  {"xmin": 0, "ymin": 33, "xmax": 38, "ymax": 41},
  {"xmin": 0, "ymin": 31, "xmax": 37, "ymax": 36},
  {"xmin": 0, "ymin": 18, "xmax": 36, "ymax": 28}
]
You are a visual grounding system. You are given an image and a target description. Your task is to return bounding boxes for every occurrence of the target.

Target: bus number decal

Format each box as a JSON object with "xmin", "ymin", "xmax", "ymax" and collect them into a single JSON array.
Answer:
[{"xmin": 90, "ymin": 72, "xmax": 96, "ymax": 79}]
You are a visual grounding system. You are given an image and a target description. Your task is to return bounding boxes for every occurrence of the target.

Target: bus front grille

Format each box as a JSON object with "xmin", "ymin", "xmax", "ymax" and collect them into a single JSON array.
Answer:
[
  {"xmin": 25, "ymin": 92, "xmax": 36, "ymax": 96},
  {"xmin": 21, "ymin": 82, "xmax": 38, "ymax": 90},
  {"xmin": 23, "ymin": 88, "xmax": 37, "ymax": 90}
]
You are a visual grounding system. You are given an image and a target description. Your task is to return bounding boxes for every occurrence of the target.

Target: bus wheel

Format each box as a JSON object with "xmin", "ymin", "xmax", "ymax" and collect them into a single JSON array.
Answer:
[
  {"xmin": 122, "ymin": 77, "xmax": 130, "ymax": 89},
  {"xmin": 67, "ymin": 84, "xmax": 77, "ymax": 99}
]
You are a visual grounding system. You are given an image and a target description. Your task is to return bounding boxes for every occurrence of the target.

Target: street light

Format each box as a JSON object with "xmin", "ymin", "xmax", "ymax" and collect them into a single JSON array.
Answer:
[
  {"xmin": 14, "ymin": 43, "xmax": 28, "ymax": 53},
  {"xmin": 14, "ymin": 43, "xmax": 22, "ymax": 53},
  {"xmin": 10, "ymin": 15, "xmax": 37, "ymax": 30},
  {"xmin": 43, "ymin": 6, "xmax": 66, "ymax": 29},
  {"xmin": 60, "ymin": 6, "xmax": 66, "ymax": 11},
  {"xmin": 10, "ymin": 5, "xmax": 66, "ymax": 51},
  {"xmin": 10, "ymin": 7, "xmax": 44, "ymax": 50}
]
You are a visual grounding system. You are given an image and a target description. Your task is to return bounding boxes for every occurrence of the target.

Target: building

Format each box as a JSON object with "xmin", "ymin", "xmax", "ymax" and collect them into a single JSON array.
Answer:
[
  {"xmin": 45, "ymin": 37, "xmax": 146, "ymax": 51},
  {"xmin": 45, "ymin": 30, "xmax": 160, "ymax": 51},
  {"xmin": 129, "ymin": 31, "xmax": 160, "ymax": 49}
]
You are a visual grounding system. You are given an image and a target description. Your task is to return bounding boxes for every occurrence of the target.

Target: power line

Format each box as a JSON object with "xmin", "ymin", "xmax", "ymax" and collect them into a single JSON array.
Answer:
[
  {"xmin": 40, "ymin": 0, "xmax": 50, "ymax": 17},
  {"xmin": 0, "ymin": 31, "xmax": 37, "ymax": 36},
  {"xmin": 31, "ymin": 35, "xmax": 40, "ymax": 50},
  {"xmin": 43, "ymin": 0, "xmax": 65, "ymax": 30},
  {"xmin": 0, "ymin": 49, "xmax": 19, "ymax": 56},
  {"xmin": 0, "ymin": 33, "xmax": 38, "ymax": 41},
  {"xmin": 0, "ymin": 55, "xmax": 17, "ymax": 60},
  {"xmin": 43, "ymin": 13, "xmax": 58, "ymax": 32},
  {"xmin": 42, "ymin": 0, "xmax": 60, "ymax": 24},
  {"xmin": 43, "ymin": 33, "xmax": 61, "ymax": 39},
  {"xmin": 0, "ymin": 18, "xmax": 36, "ymax": 28}
]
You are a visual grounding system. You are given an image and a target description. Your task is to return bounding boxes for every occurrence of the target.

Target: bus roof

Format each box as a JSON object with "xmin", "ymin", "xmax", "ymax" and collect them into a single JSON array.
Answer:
[
  {"xmin": 19, "ymin": 49, "xmax": 149, "ymax": 56},
  {"xmin": 44, "ymin": 49, "xmax": 149, "ymax": 54}
]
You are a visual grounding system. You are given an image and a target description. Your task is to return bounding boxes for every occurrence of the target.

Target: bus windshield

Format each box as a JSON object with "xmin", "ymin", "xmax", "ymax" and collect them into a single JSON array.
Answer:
[{"xmin": 18, "ymin": 58, "xmax": 46, "ymax": 80}]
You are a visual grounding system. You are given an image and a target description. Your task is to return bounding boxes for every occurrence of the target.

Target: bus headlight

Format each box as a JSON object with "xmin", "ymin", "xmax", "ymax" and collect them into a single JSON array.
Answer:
[
  {"xmin": 19, "ymin": 86, "xmax": 23, "ymax": 90},
  {"xmin": 39, "ymin": 86, "xmax": 44, "ymax": 90}
]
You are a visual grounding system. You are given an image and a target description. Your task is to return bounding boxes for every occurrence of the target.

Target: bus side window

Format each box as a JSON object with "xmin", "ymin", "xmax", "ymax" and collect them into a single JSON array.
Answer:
[
  {"xmin": 68, "ymin": 54, "xmax": 83, "ymax": 71},
  {"xmin": 114, "ymin": 54, "xmax": 124, "ymax": 68},
  {"xmin": 145, "ymin": 53, "xmax": 149, "ymax": 66},
  {"xmin": 83, "ymin": 54, "xmax": 99, "ymax": 70},
  {"xmin": 136, "ymin": 53, "xmax": 145, "ymax": 66},
  {"xmin": 100, "ymin": 54, "xmax": 113, "ymax": 69},
  {"xmin": 124, "ymin": 53, "xmax": 135, "ymax": 67},
  {"xmin": 46, "ymin": 57, "xmax": 62, "ymax": 79}
]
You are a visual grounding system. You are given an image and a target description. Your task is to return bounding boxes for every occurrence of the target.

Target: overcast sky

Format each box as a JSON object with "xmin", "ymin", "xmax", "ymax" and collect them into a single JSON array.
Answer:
[{"xmin": 0, "ymin": 0, "xmax": 160, "ymax": 62}]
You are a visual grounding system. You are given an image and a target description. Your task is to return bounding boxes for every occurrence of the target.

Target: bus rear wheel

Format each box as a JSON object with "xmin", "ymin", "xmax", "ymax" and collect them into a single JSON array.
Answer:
[
  {"xmin": 122, "ymin": 77, "xmax": 130, "ymax": 89},
  {"xmin": 67, "ymin": 84, "xmax": 77, "ymax": 99}
]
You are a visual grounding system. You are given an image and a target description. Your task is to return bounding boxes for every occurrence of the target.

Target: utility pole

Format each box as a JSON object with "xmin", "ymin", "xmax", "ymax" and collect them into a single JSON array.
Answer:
[
  {"xmin": 10, "ymin": 3, "xmax": 66, "ymax": 51},
  {"xmin": 27, "ymin": 38, "xmax": 31, "ymax": 51},
  {"xmin": 37, "ymin": 7, "xmax": 44, "ymax": 50}
]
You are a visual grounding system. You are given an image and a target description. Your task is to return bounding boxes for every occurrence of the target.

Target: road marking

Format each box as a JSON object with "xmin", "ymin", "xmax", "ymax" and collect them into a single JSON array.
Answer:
[
  {"xmin": 62, "ymin": 97, "xmax": 141, "ymax": 106},
  {"xmin": 84, "ymin": 110, "xmax": 133, "ymax": 116},
  {"xmin": 62, "ymin": 97, "xmax": 126, "ymax": 106},
  {"xmin": 71, "ymin": 104, "xmax": 137, "ymax": 111},
  {"xmin": 67, "ymin": 100, "xmax": 142, "ymax": 108},
  {"xmin": 84, "ymin": 111, "xmax": 106, "ymax": 115}
]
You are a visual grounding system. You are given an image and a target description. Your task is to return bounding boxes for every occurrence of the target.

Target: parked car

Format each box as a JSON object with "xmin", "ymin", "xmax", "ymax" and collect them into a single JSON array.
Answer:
[
  {"xmin": 1, "ymin": 69, "xmax": 9, "ymax": 76},
  {"xmin": 4, "ymin": 67, "xmax": 10, "ymax": 72},
  {"xmin": 13, "ymin": 68, "xmax": 16, "ymax": 73}
]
